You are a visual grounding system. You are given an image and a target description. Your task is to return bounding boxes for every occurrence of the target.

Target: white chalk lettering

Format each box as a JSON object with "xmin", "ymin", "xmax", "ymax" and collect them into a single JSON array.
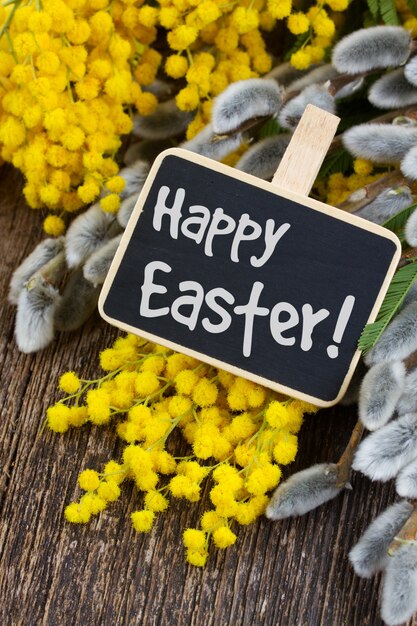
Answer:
[
  {"xmin": 140, "ymin": 261, "xmax": 171, "ymax": 317},
  {"xmin": 230, "ymin": 213, "xmax": 263, "ymax": 263},
  {"xmin": 251, "ymin": 219, "xmax": 291, "ymax": 268},
  {"xmin": 204, "ymin": 207, "xmax": 237, "ymax": 257},
  {"xmin": 301, "ymin": 304, "xmax": 330, "ymax": 351},
  {"xmin": 202, "ymin": 288, "xmax": 235, "ymax": 334},
  {"xmin": 270, "ymin": 302, "xmax": 299, "ymax": 346},
  {"xmin": 181, "ymin": 205, "xmax": 211, "ymax": 244},
  {"xmin": 152, "ymin": 185, "xmax": 185, "ymax": 239},
  {"xmin": 171, "ymin": 280, "xmax": 205, "ymax": 330},
  {"xmin": 138, "ymin": 264, "xmax": 355, "ymax": 361},
  {"xmin": 233, "ymin": 281, "xmax": 269, "ymax": 357}
]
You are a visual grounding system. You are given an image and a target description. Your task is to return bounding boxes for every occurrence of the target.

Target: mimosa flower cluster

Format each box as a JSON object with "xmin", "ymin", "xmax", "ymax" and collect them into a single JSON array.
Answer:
[
  {"xmin": 47, "ymin": 333, "xmax": 317, "ymax": 566},
  {"xmin": 159, "ymin": 0, "xmax": 348, "ymax": 138},
  {"xmin": 0, "ymin": 0, "xmax": 160, "ymax": 229},
  {"xmin": 0, "ymin": 0, "xmax": 349, "ymax": 230}
]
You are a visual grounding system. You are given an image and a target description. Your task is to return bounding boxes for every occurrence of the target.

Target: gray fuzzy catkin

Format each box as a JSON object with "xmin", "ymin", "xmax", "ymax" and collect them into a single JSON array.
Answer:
[
  {"xmin": 117, "ymin": 194, "xmax": 137, "ymax": 229},
  {"xmin": 287, "ymin": 63, "xmax": 338, "ymax": 91},
  {"xmin": 332, "ymin": 26, "xmax": 411, "ymax": 74},
  {"xmin": 405, "ymin": 205, "xmax": 417, "ymax": 244},
  {"xmin": 83, "ymin": 235, "xmax": 122, "ymax": 286},
  {"xmin": 123, "ymin": 139, "xmax": 172, "ymax": 166},
  {"xmin": 278, "ymin": 85, "xmax": 336, "ymax": 131},
  {"xmin": 359, "ymin": 361, "xmax": 406, "ymax": 430},
  {"xmin": 349, "ymin": 500, "xmax": 413, "ymax": 578},
  {"xmin": 368, "ymin": 69, "xmax": 417, "ymax": 109},
  {"xmin": 397, "ymin": 368, "xmax": 417, "ymax": 415},
  {"xmin": 365, "ymin": 301, "xmax": 417, "ymax": 366},
  {"xmin": 396, "ymin": 457, "xmax": 417, "ymax": 497},
  {"xmin": 8, "ymin": 237, "xmax": 65, "ymax": 305},
  {"xmin": 381, "ymin": 542, "xmax": 417, "ymax": 626},
  {"xmin": 352, "ymin": 412, "xmax": 417, "ymax": 481},
  {"xmin": 117, "ymin": 160, "xmax": 149, "ymax": 200},
  {"xmin": 343, "ymin": 124, "xmax": 417, "ymax": 164},
  {"xmin": 54, "ymin": 269, "xmax": 100, "ymax": 331},
  {"xmin": 405, "ymin": 56, "xmax": 417, "ymax": 86},
  {"xmin": 355, "ymin": 186, "xmax": 413, "ymax": 224},
  {"xmin": 181, "ymin": 123, "xmax": 243, "ymax": 160},
  {"xmin": 15, "ymin": 276, "xmax": 60, "ymax": 353},
  {"xmin": 65, "ymin": 204, "xmax": 121, "ymax": 268},
  {"xmin": 265, "ymin": 463, "xmax": 343, "ymax": 520},
  {"xmin": 211, "ymin": 78, "xmax": 283, "ymax": 135},
  {"xmin": 401, "ymin": 144, "xmax": 417, "ymax": 181},
  {"xmin": 132, "ymin": 100, "xmax": 193, "ymax": 139},
  {"xmin": 235, "ymin": 135, "xmax": 291, "ymax": 179}
]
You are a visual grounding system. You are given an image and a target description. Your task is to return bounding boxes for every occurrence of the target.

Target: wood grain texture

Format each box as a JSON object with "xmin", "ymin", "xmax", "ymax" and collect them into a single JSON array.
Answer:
[
  {"xmin": 0, "ymin": 163, "xmax": 416, "ymax": 626},
  {"xmin": 272, "ymin": 105, "xmax": 340, "ymax": 196}
]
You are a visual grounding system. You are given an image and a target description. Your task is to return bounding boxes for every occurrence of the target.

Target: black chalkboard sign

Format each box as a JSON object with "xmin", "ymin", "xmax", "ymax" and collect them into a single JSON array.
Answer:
[{"xmin": 99, "ymin": 148, "xmax": 400, "ymax": 407}]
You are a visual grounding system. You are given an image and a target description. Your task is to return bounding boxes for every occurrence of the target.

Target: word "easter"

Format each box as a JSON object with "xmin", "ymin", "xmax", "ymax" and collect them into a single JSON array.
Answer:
[{"xmin": 140, "ymin": 260, "xmax": 356, "ymax": 360}]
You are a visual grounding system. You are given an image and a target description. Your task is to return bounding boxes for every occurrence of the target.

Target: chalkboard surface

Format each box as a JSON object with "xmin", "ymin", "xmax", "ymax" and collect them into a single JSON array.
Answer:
[{"xmin": 99, "ymin": 148, "xmax": 400, "ymax": 407}]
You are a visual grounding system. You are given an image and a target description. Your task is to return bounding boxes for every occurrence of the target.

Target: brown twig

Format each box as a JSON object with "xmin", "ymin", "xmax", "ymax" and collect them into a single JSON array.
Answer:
[
  {"xmin": 335, "ymin": 419, "xmax": 365, "ymax": 487},
  {"xmin": 29, "ymin": 251, "xmax": 66, "ymax": 287},
  {"xmin": 337, "ymin": 170, "xmax": 409, "ymax": 214},
  {"xmin": 388, "ymin": 502, "xmax": 417, "ymax": 555}
]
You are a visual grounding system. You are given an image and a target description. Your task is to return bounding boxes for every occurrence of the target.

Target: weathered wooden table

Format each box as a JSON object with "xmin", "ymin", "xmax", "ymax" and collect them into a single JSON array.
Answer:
[{"xmin": 0, "ymin": 164, "xmax": 415, "ymax": 626}]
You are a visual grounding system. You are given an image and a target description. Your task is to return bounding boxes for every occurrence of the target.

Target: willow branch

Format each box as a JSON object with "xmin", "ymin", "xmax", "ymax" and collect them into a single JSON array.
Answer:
[
  {"xmin": 388, "ymin": 502, "xmax": 417, "ymax": 555},
  {"xmin": 335, "ymin": 419, "xmax": 365, "ymax": 487},
  {"xmin": 336, "ymin": 170, "xmax": 409, "ymax": 214}
]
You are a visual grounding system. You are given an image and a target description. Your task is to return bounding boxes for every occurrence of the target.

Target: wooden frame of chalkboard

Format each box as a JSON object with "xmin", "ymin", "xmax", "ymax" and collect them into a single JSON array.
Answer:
[{"xmin": 99, "ymin": 147, "xmax": 401, "ymax": 408}]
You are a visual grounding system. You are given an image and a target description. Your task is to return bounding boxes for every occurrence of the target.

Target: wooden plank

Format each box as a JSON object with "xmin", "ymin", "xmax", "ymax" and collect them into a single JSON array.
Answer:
[
  {"xmin": 272, "ymin": 104, "xmax": 340, "ymax": 195},
  {"xmin": 0, "ymin": 164, "xmax": 416, "ymax": 626}
]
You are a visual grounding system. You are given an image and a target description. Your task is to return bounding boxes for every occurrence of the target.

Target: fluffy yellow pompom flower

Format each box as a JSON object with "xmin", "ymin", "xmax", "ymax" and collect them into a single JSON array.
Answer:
[
  {"xmin": 144, "ymin": 490, "xmax": 169, "ymax": 512},
  {"xmin": 165, "ymin": 54, "xmax": 188, "ymax": 78},
  {"xmin": 192, "ymin": 378, "xmax": 218, "ymax": 407},
  {"xmin": 167, "ymin": 25, "xmax": 198, "ymax": 51},
  {"xmin": 353, "ymin": 158, "xmax": 374, "ymax": 176},
  {"xmin": 106, "ymin": 176, "xmax": 126, "ymax": 193},
  {"xmin": 265, "ymin": 402, "xmax": 290, "ymax": 428},
  {"xmin": 326, "ymin": 0, "xmax": 348, "ymax": 9},
  {"xmin": 131, "ymin": 510, "xmax": 155, "ymax": 532},
  {"xmin": 186, "ymin": 549, "xmax": 208, "ymax": 567},
  {"xmin": 43, "ymin": 215, "xmax": 66, "ymax": 236},
  {"xmin": 231, "ymin": 7, "xmax": 259, "ymax": 34},
  {"xmin": 212, "ymin": 527, "xmax": 237, "ymax": 549},
  {"xmin": 78, "ymin": 469, "xmax": 100, "ymax": 491},
  {"xmin": 183, "ymin": 528, "xmax": 206, "ymax": 550},
  {"xmin": 86, "ymin": 388, "xmax": 111, "ymax": 424},
  {"xmin": 59, "ymin": 371, "xmax": 81, "ymax": 394},
  {"xmin": 287, "ymin": 12, "xmax": 310, "ymax": 34},
  {"xmin": 100, "ymin": 193, "xmax": 121, "ymax": 213},
  {"xmin": 80, "ymin": 493, "xmax": 107, "ymax": 514},
  {"xmin": 273, "ymin": 433, "xmax": 298, "ymax": 465},
  {"xmin": 201, "ymin": 511, "xmax": 221, "ymax": 531},
  {"xmin": 135, "ymin": 371, "xmax": 160, "ymax": 397},
  {"xmin": 135, "ymin": 91, "xmax": 158, "ymax": 115},
  {"xmin": 98, "ymin": 480, "xmax": 121, "ymax": 502},
  {"xmin": 267, "ymin": 0, "xmax": 292, "ymax": 19},
  {"xmin": 47, "ymin": 403, "xmax": 71, "ymax": 433},
  {"xmin": 65, "ymin": 502, "xmax": 91, "ymax": 524},
  {"xmin": 290, "ymin": 48, "xmax": 312, "ymax": 70}
]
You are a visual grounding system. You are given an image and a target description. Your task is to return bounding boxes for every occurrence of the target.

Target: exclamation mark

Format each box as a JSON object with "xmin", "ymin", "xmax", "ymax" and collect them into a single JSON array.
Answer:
[{"xmin": 327, "ymin": 295, "xmax": 356, "ymax": 359}]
